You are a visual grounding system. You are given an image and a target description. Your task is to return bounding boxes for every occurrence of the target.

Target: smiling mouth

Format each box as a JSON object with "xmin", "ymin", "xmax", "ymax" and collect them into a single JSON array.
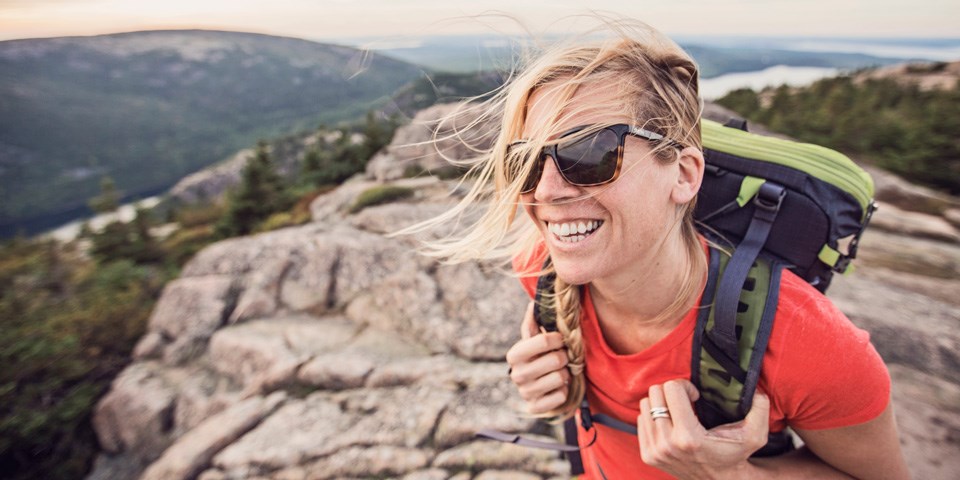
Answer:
[{"xmin": 547, "ymin": 220, "xmax": 603, "ymax": 243}]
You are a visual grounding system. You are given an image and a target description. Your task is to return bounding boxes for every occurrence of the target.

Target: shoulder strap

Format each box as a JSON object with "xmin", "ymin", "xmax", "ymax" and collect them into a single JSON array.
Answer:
[
  {"xmin": 694, "ymin": 246, "xmax": 781, "ymax": 424},
  {"xmin": 693, "ymin": 245, "xmax": 794, "ymax": 456},
  {"xmin": 525, "ymin": 247, "xmax": 794, "ymax": 467},
  {"xmin": 533, "ymin": 258, "xmax": 558, "ymax": 332}
]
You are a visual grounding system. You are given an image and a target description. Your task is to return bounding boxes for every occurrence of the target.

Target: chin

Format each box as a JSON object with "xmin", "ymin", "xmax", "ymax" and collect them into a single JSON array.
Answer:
[{"xmin": 552, "ymin": 262, "xmax": 594, "ymax": 287}]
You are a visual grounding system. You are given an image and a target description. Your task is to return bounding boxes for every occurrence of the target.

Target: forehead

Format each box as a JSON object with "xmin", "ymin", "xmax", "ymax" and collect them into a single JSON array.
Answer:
[{"xmin": 521, "ymin": 78, "xmax": 635, "ymax": 138}]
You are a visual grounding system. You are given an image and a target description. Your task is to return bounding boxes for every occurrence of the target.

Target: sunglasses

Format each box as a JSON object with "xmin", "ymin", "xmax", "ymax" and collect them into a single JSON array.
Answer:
[{"xmin": 509, "ymin": 124, "xmax": 685, "ymax": 194}]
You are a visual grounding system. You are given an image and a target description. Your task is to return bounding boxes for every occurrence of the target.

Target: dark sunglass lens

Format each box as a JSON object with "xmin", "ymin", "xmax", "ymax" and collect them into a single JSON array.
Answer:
[
  {"xmin": 555, "ymin": 129, "xmax": 620, "ymax": 185},
  {"xmin": 521, "ymin": 155, "xmax": 543, "ymax": 193},
  {"xmin": 507, "ymin": 143, "xmax": 540, "ymax": 193}
]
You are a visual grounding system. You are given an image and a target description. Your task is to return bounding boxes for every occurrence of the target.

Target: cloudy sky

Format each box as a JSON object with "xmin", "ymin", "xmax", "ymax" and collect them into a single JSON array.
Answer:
[{"xmin": 2, "ymin": 0, "xmax": 958, "ymax": 42}]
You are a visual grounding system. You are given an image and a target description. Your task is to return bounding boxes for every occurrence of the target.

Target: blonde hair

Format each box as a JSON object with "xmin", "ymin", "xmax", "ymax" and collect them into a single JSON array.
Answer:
[{"xmin": 401, "ymin": 19, "xmax": 706, "ymax": 419}]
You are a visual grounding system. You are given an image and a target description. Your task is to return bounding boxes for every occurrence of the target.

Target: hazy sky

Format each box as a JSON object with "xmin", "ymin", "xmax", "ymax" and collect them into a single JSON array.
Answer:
[{"xmin": 2, "ymin": 0, "xmax": 958, "ymax": 42}]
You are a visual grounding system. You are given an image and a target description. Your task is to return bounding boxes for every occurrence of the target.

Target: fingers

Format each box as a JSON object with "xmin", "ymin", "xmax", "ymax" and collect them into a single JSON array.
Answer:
[
  {"xmin": 639, "ymin": 379, "xmax": 707, "ymax": 467},
  {"xmin": 528, "ymin": 386, "xmax": 567, "ymax": 414},
  {"xmin": 638, "ymin": 396, "xmax": 656, "ymax": 457},
  {"xmin": 510, "ymin": 348, "xmax": 569, "ymax": 385},
  {"xmin": 703, "ymin": 391, "xmax": 770, "ymax": 457},
  {"xmin": 505, "ymin": 331, "xmax": 565, "ymax": 367},
  {"xmin": 740, "ymin": 391, "xmax": 771, "ymax": 451},
  {"xmin": 520, "ymin": 368, "xmax": 570, "ymax": 414},
  {"xmin": 647, "ymin": 383, "xmax": 672, "ymax": 437},
  {"xmin": 507, "ymin": 301, "xmax": 572, "ymax": 415},
  {"xmin": 662, "ymin": 379, "xmax": 702, "ymax": 433},
  {"xmin": 664, "ymin": 378, "xmax": 700, "ymax": 403},
  {"xmin": 517, "ymin": 368, "xmax": 570, "ymax": 401}
]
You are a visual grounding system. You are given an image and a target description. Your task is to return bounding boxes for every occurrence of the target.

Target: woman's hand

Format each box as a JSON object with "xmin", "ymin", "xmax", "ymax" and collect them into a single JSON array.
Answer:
[
  {"xmin": 638, "ymin": 379, "xmax": 769, "ymax": 480},
  {"xmin": 505, "ymin": 301, "xmax": 572, "ymax": 414}
]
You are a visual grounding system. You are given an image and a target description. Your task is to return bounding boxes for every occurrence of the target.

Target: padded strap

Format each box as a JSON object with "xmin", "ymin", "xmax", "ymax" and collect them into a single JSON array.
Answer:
[
  {"xmin": 475, "ymin": 429, "xmax": 583, "ymax": 452},
  {"xmin": 710, "ymin": 182, "xmax": 785, "ymax": 364},
  {"xmin": 534, "ymin": 259, "xmax": 558, "ymax": 331},
  {"xmin": 562, "ymin": 418, "xmax": 584, "ymax": 475}
]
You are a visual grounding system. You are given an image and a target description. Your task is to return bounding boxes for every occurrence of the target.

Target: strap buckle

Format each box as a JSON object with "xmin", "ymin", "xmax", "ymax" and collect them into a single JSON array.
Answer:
[
  {"xmin": 579, "ymin": 400, "xmax": 593, "ymax": 431},
  {"xmin": 753, "ymin": 183, "xmax": 786, "ymax": 219},
  {"xmin": 832, "ymin": 201, "xmax": 877, "ymax": 274}
]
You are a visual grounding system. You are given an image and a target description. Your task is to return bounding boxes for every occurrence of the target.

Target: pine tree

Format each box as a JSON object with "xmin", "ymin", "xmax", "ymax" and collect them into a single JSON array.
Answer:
[
  {"xmin": 217, "ymin": 140, "xmax": 289, "ymax": 237},
  {"xmin": 362, "ymin": 110, "xmax": 388, "ymax": 158},
  {"xmin": 300, "ymin": 147, "xmax": 326, "ymax": 186},
  {"xmin": 88, "ymin": 176, "xmax": 120, "ymax": 214}
]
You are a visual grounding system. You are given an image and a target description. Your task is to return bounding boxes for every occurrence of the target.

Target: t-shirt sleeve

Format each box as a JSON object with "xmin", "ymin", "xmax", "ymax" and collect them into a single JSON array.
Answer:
[{"xmin": 765, "ymin": 276, "xmax": 891, "ymax": 431}]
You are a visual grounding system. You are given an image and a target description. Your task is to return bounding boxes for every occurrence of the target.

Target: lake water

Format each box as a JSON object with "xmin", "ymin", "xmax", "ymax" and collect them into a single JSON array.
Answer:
[
  {"xmin": 44, "ymin": 196, "xmax": 163, "ymax": 242},
  {"xmin": 38, "ymin": 66, "xmax": 835, "ymax": 241},
  {"xmin": 699, "ymin": 65, "xmax": 841, "ymax": 100}
]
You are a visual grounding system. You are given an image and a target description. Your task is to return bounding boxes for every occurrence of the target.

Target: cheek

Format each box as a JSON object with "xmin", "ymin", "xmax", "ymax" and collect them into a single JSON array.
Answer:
[{"xmin": 520, "ymin": 195, "xmax": 537, "ymax": 222}]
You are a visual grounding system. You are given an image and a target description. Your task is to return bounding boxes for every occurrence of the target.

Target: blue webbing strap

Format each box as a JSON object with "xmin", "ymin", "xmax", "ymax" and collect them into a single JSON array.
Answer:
[
  {"xmin": 708, "ymin": 182, "xmax": 785, "ymax": 367},
  {"xmin": 562, "ymin": 418, "xmax": 584, "ymax": 474},
  {"xmin": 475, "ymin": 429, "xmax": 584, "ymax": 452}
]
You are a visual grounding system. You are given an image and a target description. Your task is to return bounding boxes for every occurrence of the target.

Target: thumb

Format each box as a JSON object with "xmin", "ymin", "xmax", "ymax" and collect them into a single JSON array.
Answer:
[
  {"xmin": 520, "ymin": 301, "xmax": 539, "ymax": 339},
  {"xmin": 743, "ymin": 391, "xmax": 771, "ymax": 439}
]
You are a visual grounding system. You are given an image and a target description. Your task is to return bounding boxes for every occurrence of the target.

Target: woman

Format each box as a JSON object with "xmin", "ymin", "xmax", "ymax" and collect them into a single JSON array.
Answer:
[{"xmin": 412, "ymin": 21, "xmax": 909, "ymax": 479}]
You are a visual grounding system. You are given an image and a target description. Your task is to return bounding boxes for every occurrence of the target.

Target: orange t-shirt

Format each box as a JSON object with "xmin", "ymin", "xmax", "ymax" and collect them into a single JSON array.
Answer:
[{"xmin": 514, "ymin": 245, "xmax": 890, "ymax": 479}]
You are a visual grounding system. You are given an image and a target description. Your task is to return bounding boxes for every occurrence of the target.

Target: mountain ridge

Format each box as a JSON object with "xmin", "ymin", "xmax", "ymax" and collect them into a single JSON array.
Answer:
[{"xmin": 0, "ymin": 29, "xmax": 426, "ymax": 236}]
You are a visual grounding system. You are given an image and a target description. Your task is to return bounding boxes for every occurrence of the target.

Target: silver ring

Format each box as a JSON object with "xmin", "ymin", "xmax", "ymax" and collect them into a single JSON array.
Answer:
[{"xmin": 650, "ymin": 407, "xmax": 670, "ymax": 420}]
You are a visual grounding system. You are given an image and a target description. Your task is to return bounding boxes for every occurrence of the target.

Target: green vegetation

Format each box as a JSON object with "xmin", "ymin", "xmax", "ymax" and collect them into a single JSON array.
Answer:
[
  {"xmin": 349, "ymin": 185, "xmax": 415, "ymax": 213},
  {"xmin": 0, "ymin": 109, "xmax": 400, "ymax": 479},
  {"xmin": 215, "ymin": 141, "xmax": 292, "ymax": 237},
  {"xmin": 298, "ymin": 113, "xmax": 399, "ymax": 189},
  {"xmin": 0, "ymin": 239, "xmax": 165, "ymax": 480},
  {"xmin": 716, "ymin": 76, "xmax": 960, "ymax": 194},
  {"xmin": 0, "ymin": 30, "xmax": 424, "ymax": 236}
]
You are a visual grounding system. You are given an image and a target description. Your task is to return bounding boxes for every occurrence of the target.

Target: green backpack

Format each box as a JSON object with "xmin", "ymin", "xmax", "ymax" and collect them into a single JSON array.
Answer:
[{"xmin": 480, "ymin": 118, "xmax": 877, "ymax": 474}]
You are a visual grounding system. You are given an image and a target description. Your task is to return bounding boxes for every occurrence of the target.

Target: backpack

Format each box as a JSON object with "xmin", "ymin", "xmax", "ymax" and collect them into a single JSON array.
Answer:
[{"xmin": 478, "ymin": 118, "xmax": 878, "ymax": 474}]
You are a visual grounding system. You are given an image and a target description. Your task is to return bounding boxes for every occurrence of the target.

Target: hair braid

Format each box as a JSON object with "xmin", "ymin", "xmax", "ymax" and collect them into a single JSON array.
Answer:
[{"xmin": 548, "ymin": 277, "xmax": 586, "ymax": 419}]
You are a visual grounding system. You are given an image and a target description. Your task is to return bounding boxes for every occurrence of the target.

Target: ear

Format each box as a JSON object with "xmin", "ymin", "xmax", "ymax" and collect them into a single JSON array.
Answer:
[{"xmin": 671, "ymin": 146, "xmax": 704, "ymax": 205}]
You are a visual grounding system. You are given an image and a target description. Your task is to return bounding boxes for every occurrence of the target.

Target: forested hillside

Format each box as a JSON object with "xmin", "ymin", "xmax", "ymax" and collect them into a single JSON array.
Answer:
[
  {"xmin": 717, "ymin": 62, "xmax": 960, "ymax": 194},
  {"xmin": 0, "ymin": 30, "xmax": 424, "ymax": 235}
]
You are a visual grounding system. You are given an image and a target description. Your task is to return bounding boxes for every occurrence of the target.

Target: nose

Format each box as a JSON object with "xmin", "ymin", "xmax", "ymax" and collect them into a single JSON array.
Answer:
[{"xmin": 532, "ymin": 154, "xmax": 580, "ymax": 203}]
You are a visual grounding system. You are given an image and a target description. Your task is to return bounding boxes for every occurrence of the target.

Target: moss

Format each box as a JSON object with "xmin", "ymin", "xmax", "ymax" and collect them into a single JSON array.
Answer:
[{"xmin": 349, "ymin": 185, "xmax": 415, "ymax": 214}]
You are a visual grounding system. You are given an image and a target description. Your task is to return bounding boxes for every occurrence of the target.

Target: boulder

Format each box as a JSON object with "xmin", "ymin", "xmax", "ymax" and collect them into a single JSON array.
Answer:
[
  {"xmin": 167, "ymin": 148, "xmax": 252, "ymax": 204},
  {"xmin": 136, "ymin": 275, "xmax": 235, "ymax": 364},
  {"xmin": 140, "ymin": 392, "xmax": 286, "ymax": 480},
  {"xmin": 945, "ymin": 208, "xmax": 960, "ymax": 230},
  {"xmin": 365, "ymin": 103, "xmax": 496, "ymax": 182},
  {"xmin": 865, "ymin": 164, "xmax": 960, "ymax": 215},
  {"xmin": 434, "ymin": 365, "xmax": 536, "ymax": 449},
  {"xmin": 435, "ymin": 262, "xmax": 530, "ymax": 360},
  {"xmin": 869, "ymin": 202, "xmax": 960, "ymax": 243},
  {"xmin": 828, "ymin": 270, "xmax": 960, "ymax": 385},
  {"xmin": 213, "ymin": 386, "xmax": 454, "ymax": 476},
  {"xmin": 91, "ymin": 362, "xmax": 177, "ymax": 463},
  {"xmin": 208, "ymin": 315, "xmax": 360, "ymax": 391},
  {"xmin": 297, "ymin": 326, "xmax": 431, "ymax": 389},
  {"xmin": 431, "ymin": 439, "xmax": 567, "ymax": 475},
  {"xmin": 299, "ymin": 446, "xmax": 432, "ymax": 479},
  {"xmin": 87, "ymin": 100, "xmax": 960, "ymax": 480},
  {"xmin": 888, "ymin": 364, "xmax": 960, "ymax": 480},
  {"xmin": 172, "ymin": 367, "xmax": 242, "ymax": 435},
  {"xmin": 213, "ymin": 395, "xmax": 350, "ymax": 472}
]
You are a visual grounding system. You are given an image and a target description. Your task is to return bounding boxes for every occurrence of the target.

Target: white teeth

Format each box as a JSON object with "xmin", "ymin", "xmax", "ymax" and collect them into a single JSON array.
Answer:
[{"xmin": 548, "ymin": 220, "xmax": 602, "ymax": 242}]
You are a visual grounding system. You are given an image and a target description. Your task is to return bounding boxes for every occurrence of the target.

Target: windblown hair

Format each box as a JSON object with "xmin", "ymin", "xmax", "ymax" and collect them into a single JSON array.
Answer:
[{"xmin": 400, "ymin": 19, "xmax": 705, "ymax": 419}]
